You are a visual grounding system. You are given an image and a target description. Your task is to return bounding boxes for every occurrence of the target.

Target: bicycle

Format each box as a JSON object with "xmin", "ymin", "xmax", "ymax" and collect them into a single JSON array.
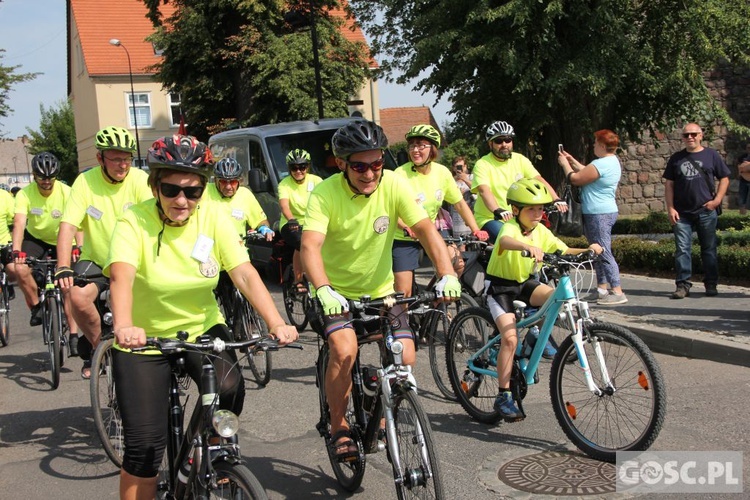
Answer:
[
  {"xmin": 0, "ymin": 247, "xmax": 12, "ymax": 347},
  {"xmin": 133, "ymin": 333, "xmax": 296, "ymax": 499},
  {"xmin": 446, "ymin": 251, "xmax": 666, "ymax": 462},
  {"xmin": 27, "ymin": 255, "xmax": 70, "ymax": 389},
  {"xmin": 281, "ymin": 262, "xmax": 310, "ymax": 332},
  {"xmin": 315, "ymin": 292, "xmax": 444, "ymax": 498}
]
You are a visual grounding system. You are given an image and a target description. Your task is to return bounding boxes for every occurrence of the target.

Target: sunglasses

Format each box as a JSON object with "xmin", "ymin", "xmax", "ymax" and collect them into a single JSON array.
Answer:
[
  {"xmin": 347, "ymin": 157, "xmax": 385, "ymax": 173},
  {"xmin": 218, "ymin": 178, "xmax": 240, "ymax": 186},
  {"xmin": 159, "ymin": 182, "xmax": 204, "ymax": 200},
  {"xmin": 682, "ymin": 132, "xmax": 701, "ymax": 138},
  {"xmin": 34, "ymin": 175, "xmax": 55, "ymax": 181},
  {"xmin": 492, "ymin": 137, "xmax": 513, "ymax": 144},
  {"xmin": 290, "ymin": 164, "xmax": 309, "ymax": 172}
]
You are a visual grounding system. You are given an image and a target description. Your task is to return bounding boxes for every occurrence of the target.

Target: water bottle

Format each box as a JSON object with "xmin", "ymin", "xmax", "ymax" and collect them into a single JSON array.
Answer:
[
  {"xmin": 522, "ymin": 326, "xmax": 539, "ymax": 358},
  {"xmin": 385, "ymin": 333, "xmax": 394, "ymax": 350},
  {"xmin": 361, "ymin": 366, "xmax": 378, "ymax": 414}
]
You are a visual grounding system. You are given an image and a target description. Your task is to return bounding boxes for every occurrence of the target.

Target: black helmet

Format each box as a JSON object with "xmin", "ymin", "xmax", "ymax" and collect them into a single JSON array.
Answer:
[
  {"xmin": 214, "ymin": 157, "xmax": 243, "ymax": 180},
  {"xmin": 31, "ymin": 152, "xmax": 61, "ymax": 178},
  {"xmin": 331, "ymin": 120, "xmax": 388, "ymax": 159},
  {"xmin": 147, "ymin": 135, "xmax": 213, "ymax": 178}
]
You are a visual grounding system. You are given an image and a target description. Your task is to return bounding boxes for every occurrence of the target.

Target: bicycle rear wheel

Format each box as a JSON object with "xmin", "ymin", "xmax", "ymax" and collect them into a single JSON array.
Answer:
[
  {"xmin": 90, "ymin": 337, "xmax": 124, "ymax": 468},
  {"xmin": 427, "ymin": 294, "xmax": 479, "ymax": 401},
  {"xmin": 45, "ymin": 296, "xmax": 64, "ymax": 389},
  {"xmin": 208, "ymin": 461, "xmax": 268, "ymax": 499},
  {"xmin": 445, "ymin": 307, "xmax": 502, "ymax": 424},
  {"xmin": 235, "ymin": 296, "xmax": 272, "ymax": 386},
  {"xmin": 550, "ymin": 322, "xmax": 667, "ymax": 462},
  {"xmin": 391, "ymin": 388, "xmax": 444, "ymax": 499},
  {"xmin": 0, "ymin": 278, "xmax": 10, "ymax": 347},
  {"xmin": 282, "ymin": 264, "xmax": 308, "ymax": 331}
]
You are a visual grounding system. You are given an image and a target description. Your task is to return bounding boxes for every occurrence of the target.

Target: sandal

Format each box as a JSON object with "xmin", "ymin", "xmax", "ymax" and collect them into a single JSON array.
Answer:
[
  {"xmin": 328, "ymin": 429, "xmax": 359, "ymax": 462},
  {"xmin": 81, "ymin": 360, "xmax": 92, "ymax": 380},
  {"xmin": 293, "ymin": 282, "xmax": 308, "ymax": 294}
]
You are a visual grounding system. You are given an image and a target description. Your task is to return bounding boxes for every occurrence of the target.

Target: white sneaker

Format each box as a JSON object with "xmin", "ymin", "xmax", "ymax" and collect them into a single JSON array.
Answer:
[{"xmin": 598, "ymin": 293, "xmax": 628, "ymax": 305}]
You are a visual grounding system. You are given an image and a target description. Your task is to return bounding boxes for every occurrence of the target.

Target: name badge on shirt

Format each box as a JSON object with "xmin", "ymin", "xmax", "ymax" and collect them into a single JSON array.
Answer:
[
  {"xmin": 231, "ymin": 209, "xmax": 244, "ymax": 220},
  {"xmin": 191, "ymin": 234, "xmax": 214, "ymax": 263},
  {"xmin": 30, "ymin": 208, "xmax": 44, "ymax": 216},
  {"xmin": 86, "ymin": 205, "xmax": 103, "ymax": 220},
  {"xmin": 307, "ymin": 181, "xmax": 315, "ymax": 192}
]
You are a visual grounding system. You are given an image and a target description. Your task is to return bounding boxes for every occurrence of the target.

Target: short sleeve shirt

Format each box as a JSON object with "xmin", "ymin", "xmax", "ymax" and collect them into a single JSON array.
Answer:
[
  {"xmin": 471, "ymin": 152, "xmax": 540, "ymax": 227},
  {"xmin": 203, "ymin": 184, "xmax": 267, "ymax": 236},
  {"xmin": 0, "ymin": 190, "xmax": 15, "ymax": 244},
  {"xmin": 104, "ymin": 198, "xmax": 250, "ymax": 344},
  {"xmin": 662, "ymin": 148, "xmax": 731, "ymax": 216},
  {"xmin": 304, "ymin": 170, "xmax": 428, "ymax": 299},
  {"xmin": 581, "ymin": 155, "xmax": 621, "ymax": 215},
  {"xmin": 15, "ymin": 181, "xmax": 71, "ymax": 245},
  {"xmin": 61, "ymin": 167, "xmax": 152, "ymax": 266},
  {"xmin": 277, "ymin": 173, "xmax": 322, "ymax": 227},
  {"xmin": 486, "ymin": 219, "xmax": 568, "ymax": 283},
  {"xmin": 393, "ymin": 162, "xmax": 462, "ymax": 242}
]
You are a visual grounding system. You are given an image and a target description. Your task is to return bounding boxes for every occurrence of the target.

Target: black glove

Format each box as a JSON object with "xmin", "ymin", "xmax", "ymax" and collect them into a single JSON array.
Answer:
[
  {"xmin": 493, "ymin": 208, "xmax": 511, "ymax": 221},
  {"xmin": 54, "ymin": 266, "xmax": 76, "ymax": 281},
  {"xmin": 287, "ymin": 218, "xmax": 300, "ymax": 232}
]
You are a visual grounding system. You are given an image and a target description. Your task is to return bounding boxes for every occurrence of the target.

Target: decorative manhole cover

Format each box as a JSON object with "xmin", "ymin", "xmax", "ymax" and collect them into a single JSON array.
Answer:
[{"xmin": 498, "ymin": 450, "xmax": 616, "ymax": 496}]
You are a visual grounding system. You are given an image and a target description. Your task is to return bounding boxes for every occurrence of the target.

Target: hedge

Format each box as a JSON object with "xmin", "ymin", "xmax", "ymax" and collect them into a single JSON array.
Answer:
[{"xmin": 612, "ymin": 211, "xmax": 749, "ymax": 234}]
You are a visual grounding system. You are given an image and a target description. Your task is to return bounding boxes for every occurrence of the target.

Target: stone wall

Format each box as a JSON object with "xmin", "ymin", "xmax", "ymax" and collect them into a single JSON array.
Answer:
[{"xmin": 616, "ymin": 65, "xmax": 750, "ymax": 215}]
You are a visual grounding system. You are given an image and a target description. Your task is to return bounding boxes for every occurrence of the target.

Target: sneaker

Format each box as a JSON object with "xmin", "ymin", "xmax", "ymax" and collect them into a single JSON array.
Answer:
[
  {"xmin": 541, "ymin": 340, "xmax": 557, "ymax": 360},
  {"xmin": 671, "ymin": 284, "xmax": 690, "ymax": 299},
  {"xmin": 68, "ymin": 334, "xmax": 79, "ymax": 357},
  {"xmin": 493, "ymin": 391, "xmax": 524, "ymax": 422},
  {"xmin": 598, "ymin": 293, "xmax": 628, "ymax": 305},
  {"xmin": 29, "ymin": 303, "xmax": 43, "ymax": 327},
  {"xmin": 705, "ymin": 285, "xmax": 718, "ymax": 297},
  {"xmin": 581, "ymin": 290, "xmax": 607, "ymax": 303}
]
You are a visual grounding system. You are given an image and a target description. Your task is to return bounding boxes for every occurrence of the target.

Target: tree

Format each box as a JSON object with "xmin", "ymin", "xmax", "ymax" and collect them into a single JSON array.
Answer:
[
  {"xmin": 25, "ymin": 100, "xmax": 78, "ymax": 185},
  {"xmin": 142, "ymin": 0, "xmax": 371, "ymax": 140},
  {"xmin": 350, "ymin": 0, "xmax": 750, "ymax": 182},
  {"xmin": 0, "ymin": 49, "xmax": 38, "ymax": 137}
]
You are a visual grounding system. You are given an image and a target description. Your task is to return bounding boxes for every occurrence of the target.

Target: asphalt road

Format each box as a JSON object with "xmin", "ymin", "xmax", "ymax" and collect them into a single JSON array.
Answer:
[{"xmin": 0, "ymin": 287, "xmax": 748, "ymax": 499}]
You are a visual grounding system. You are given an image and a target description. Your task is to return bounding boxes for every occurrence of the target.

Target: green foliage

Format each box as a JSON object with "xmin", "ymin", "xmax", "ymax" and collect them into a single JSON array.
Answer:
[
  {"xmin": 142, "ymin": 0, "xmax": 370, "ymax": 140},
  {"xmin": 0, "ymin": 49, "xmax": 38, "ymax": 136},
  {"xmin": 25, "ymin": 100, "xmax": 78, "ymax": 185},
  {"xmin": 612, "ymin": 211, "xmax": 750, "ymax": 234},
  {"xmin": 440, "ymin": 137, "xmax": 481, "ymax": 171}
]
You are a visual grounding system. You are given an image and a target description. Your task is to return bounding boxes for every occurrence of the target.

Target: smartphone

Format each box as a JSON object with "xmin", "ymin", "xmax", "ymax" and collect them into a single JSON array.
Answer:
[{"xmin": 558, "ymin": 144, "xmax": 564, "ymax": 153}]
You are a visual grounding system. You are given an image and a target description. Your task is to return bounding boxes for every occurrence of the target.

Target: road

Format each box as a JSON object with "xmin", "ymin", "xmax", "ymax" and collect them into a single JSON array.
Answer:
[{"xmin": 0, "ymin": 286, "xmax": 747, "ymax": 499}]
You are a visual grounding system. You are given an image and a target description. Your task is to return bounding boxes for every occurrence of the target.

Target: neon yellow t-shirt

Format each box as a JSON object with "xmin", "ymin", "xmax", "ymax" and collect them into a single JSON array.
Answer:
[
  {"xmin": 471, "ymin": 152, "xmax": 540, "ymax": 227},
  {"xmin": 393, "ymin": 162, "xmax": 462, "ymax": 242},
  {"xmin": 486, "ymin": 219, "xmax": 568, "ymax": 283},
  {"xmin": 277, "ymin": 173, "xmax": 323, "ymax": 227},
  {"xmin": 0, "ymin": 189, "xmax": 14, "ymax": 244},
  {"xmin": 104, "ymin": 198, "xmax": 250, "ymax": 345},
  {"xmin": 62, "ymin": 167, "xmax": 152, "ymax": 266},
  {"xmin": 15, "ymin": 181, "xmax": 71, "ymax": 245},
  {"xmin": 304, "ymin": 170, "xmax": 428, "ymax": 299},
  {"xmin": 203, "ymin": 184, "xmax": 267, "ymax": 236}
]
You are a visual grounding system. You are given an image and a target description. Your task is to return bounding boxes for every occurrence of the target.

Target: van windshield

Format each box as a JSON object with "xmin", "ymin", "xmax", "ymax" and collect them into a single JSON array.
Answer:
[{"xmin": 266, "ymin": 131, "xmax": 341, "ymax": 180}]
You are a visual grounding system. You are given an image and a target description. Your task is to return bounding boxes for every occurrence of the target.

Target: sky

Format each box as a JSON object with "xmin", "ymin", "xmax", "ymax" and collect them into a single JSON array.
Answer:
[{"xmin": 0, "ymin": 0, "xmax": 452, "ymax": 139}]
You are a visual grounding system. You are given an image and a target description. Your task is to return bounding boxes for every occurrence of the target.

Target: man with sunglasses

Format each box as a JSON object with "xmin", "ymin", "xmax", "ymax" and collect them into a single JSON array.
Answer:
[
  {"xmin": 301, "ymin": 120, "xmax": 460, "ymax": 462},
  {"xmin": 663, "ymin": 123, "xmax": 730, "ymax": 299},
  {"xmin": 7, "ymin": 152, "xmax": 82, "ymax": 337},
  {"xmin": 204, "ymin": 157, "xmax": 275, "ymax": 242},
  {"xmin": 472, "ymin": 120, "xmax": 564, "ymax": 242},
  {"xmin": 56, "ymin": 126, "xmax": 153, "ymax": 378}
]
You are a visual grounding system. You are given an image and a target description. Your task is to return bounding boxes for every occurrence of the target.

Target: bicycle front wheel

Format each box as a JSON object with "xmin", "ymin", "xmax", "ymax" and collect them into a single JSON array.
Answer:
[
  {"xmin": 90, "ymin": 337, "xmax": 124, "ymax": 468},
  {"xmin": 446, "ymin": 307, "xmax": 502, "ymax": 424},
  {"xmin": 45, "ymin": 296, "xmax": 64, "ymax": 389},
  {"xmin": 550, "ymin": 322, "xmax": 667, "ymax": 462},
  {"xmin": 236, "ymin": 298, "xmax": 272, "ymax": 386},
  {"xmin": 427, "ymin": 294, "xmax": 479, "ymax": 401},
  {"xmin": 282, "ymin": 264, "xmax": 308, "ymax": 331},
  {"xmin": 0, "ymin": 279, "xmax": 10, "ymax": 347},
  {"xmin": 391, "ymin": 388, "xmax": 444, "ymax": 499},
  {"xmin": 207, "ymin": 461, "xmax": 268, "ymax": 499}
]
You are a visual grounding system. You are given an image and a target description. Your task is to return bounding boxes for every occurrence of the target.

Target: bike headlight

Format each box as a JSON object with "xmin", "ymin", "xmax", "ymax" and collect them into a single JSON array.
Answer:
[
  {"xmin": 391, "ymin": 340, "xmax": 404, "ymax": 355},
  {"xmin": 212, "ymin": 409, "xmax": 240, "ymax": 438}
]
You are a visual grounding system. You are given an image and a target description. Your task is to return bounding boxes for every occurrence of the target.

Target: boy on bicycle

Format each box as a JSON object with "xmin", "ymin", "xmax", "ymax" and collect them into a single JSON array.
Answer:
[{"xmin": 485, "ymin": 178, "xmax": 601, "ymax": 421}]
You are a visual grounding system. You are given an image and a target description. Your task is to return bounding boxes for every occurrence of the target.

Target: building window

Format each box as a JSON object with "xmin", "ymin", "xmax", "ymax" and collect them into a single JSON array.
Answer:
[
  {"xmin": 168, "ymin": 92, "xmax": 183, "ymax": 127},
  {"xmin": 127, "ymin": 92, "xmax": 152, "ymax": 128}
]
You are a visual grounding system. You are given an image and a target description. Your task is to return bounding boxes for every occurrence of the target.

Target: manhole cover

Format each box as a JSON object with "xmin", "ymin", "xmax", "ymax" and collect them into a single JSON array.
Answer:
[{"xmin": 498, "ymin": 450, "xmax": 616, "ymax": 496}]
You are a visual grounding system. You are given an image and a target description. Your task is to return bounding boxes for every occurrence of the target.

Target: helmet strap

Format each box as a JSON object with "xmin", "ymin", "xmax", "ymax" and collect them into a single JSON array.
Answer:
[{"xmin": 411, "ymin": 159, "xmax": 432, "ymax": 172}]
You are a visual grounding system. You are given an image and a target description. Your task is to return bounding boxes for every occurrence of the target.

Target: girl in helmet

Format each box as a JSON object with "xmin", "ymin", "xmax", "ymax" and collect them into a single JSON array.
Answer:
[
  {"xmin": 485, "ymin": 178, "xmax": 601, "ymax": 422},
  {"xmin": 392, "ymin": 124, "xmax": 488, "ymax": 298},
  {"xmin": 278, "ymin": 149, "xmax": 322, "ymax": 286},
  {"xmin": 106, "ymin": 135, "xmax": 298, "ymax": 498}
]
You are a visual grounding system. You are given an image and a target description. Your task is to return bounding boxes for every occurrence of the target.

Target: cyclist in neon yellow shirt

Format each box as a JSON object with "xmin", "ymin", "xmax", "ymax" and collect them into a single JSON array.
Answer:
[
  {"xmin": 0, "ymin": 187, "xmax": 14, "ymax": 274},
  {"xmin": 7, "ymin": 153, "xmax": 82, "ymax": 339},
  {"xmin": 472, "ymin": 121, "xmax": 565, "ymax": 242},
  {"xmin": 56, "ymin": 126, "xmax": 153, "ymax": 378},
  {"xmin": 392, "ymin": 124, "xmax": 488, "ymax": 297},
  {"xmin": 279, "ymin": 148, "xmax": 322, "ymax": 285},
  {"xmin": 485, "ymin": 179, "xmax": 601, "ymax": 421},
  {"xmin": 203, "ymin": 158, "xmax": 274, "ymax": 240},
  {"xmin": 106, "ymin": 134, "xmax": 298, "ymax": 499},
  {"xmin": 301, "ymin": 120, "xmax": 461, "ymax": 462}
]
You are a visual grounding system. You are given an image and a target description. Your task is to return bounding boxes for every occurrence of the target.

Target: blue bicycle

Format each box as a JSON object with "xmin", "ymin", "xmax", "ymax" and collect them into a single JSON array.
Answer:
[{"xmin": 446, "ymin": 251, "xmax": 666, "ymax": 462}]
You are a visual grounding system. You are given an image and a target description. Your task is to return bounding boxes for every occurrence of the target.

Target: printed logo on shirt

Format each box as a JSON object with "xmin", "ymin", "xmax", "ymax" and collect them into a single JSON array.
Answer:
[
  {"xmin": 435, "ymin": 189, "xmax": 444, "ymax": 202},
  {"xmin": 415, "ymin": 192, "xmax": 426, "ymax": 205},
  {"xmin": 51, "ymin": 209, "xmax": 62, "ymax": 219},
  {"xmin": 679, "ymin": 160, "xmax": 702, "ymax": 179},
  {"xmin": 199, "ymin": 256, "xmax": 219, "ymax": 278},
  {"xmin": 373, "ymin": 215, "xmax": 390, "ymax": 234}
]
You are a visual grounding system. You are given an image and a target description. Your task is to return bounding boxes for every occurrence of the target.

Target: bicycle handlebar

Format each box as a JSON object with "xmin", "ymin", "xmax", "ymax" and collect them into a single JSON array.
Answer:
[
  {"xmin": 348, "ymin": 291, "xmax": 438, "ymax": 312},
  {"xmin": 520, "ymin": 249, "xmax": 596, "ymax": 265},
  {"xmin": 133, "ymin": 334, "xmax": 303, "ymax": 354}
]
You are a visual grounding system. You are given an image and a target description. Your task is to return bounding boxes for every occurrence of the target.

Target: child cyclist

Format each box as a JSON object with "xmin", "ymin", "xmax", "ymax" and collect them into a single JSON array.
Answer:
[{"xmin": 485, "ymin": 178, "xmax": 602, "ymax": 421}]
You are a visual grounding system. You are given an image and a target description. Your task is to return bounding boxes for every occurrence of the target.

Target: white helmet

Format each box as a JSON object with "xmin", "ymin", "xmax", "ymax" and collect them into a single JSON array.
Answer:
[{"xmin": 485, "ymin": 121, "xmax": 515, "ymax": 142}]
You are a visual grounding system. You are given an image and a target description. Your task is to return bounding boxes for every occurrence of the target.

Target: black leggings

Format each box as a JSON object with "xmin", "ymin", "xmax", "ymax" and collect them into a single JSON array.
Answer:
[{"xmin": 112, "ymin": 323, "xmax": 245, "ymax": 477}]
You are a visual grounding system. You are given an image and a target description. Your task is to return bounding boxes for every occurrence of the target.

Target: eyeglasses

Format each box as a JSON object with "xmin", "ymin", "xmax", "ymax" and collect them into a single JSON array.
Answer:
[
  {"xmin": 492, "ymin": 137, "xmax": 513, "ymax": 144},
  {"xmin": 289, "ymin": 164, "xmax": 309, "ymax": 172},
  {"xmin": 346, "ymin": 157, "xmax": 385, "ymax": 173},
  {"xmin": 407, "ymin": 144, "xmax": 431, "ymax": 152},
  {"xmin": 682, "ymin": 132, "xmax": 701, "ymax": 138},
  {"xmin": 218, "ymin": 178, "xmax": 240, "ymax": 187},
  {"xmin": 103, "ymin": 153, "xmax": 133, "ymax": 165},
  {"xmin": 159, "ymin": 182, "xmax": 205, "ymax": 200}
]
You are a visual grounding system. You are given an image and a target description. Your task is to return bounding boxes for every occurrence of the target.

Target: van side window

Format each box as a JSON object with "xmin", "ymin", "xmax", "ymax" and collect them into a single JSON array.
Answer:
[{"xmin": 248, "ymin": 140, "xmax": 270, "ymax": 187}]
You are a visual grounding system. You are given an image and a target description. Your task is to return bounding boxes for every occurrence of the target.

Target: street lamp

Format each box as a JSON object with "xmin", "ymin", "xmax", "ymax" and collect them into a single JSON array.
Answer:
[{"xmin": 109, "ymin": 38, "xmax": 142, "ymax": 163}]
